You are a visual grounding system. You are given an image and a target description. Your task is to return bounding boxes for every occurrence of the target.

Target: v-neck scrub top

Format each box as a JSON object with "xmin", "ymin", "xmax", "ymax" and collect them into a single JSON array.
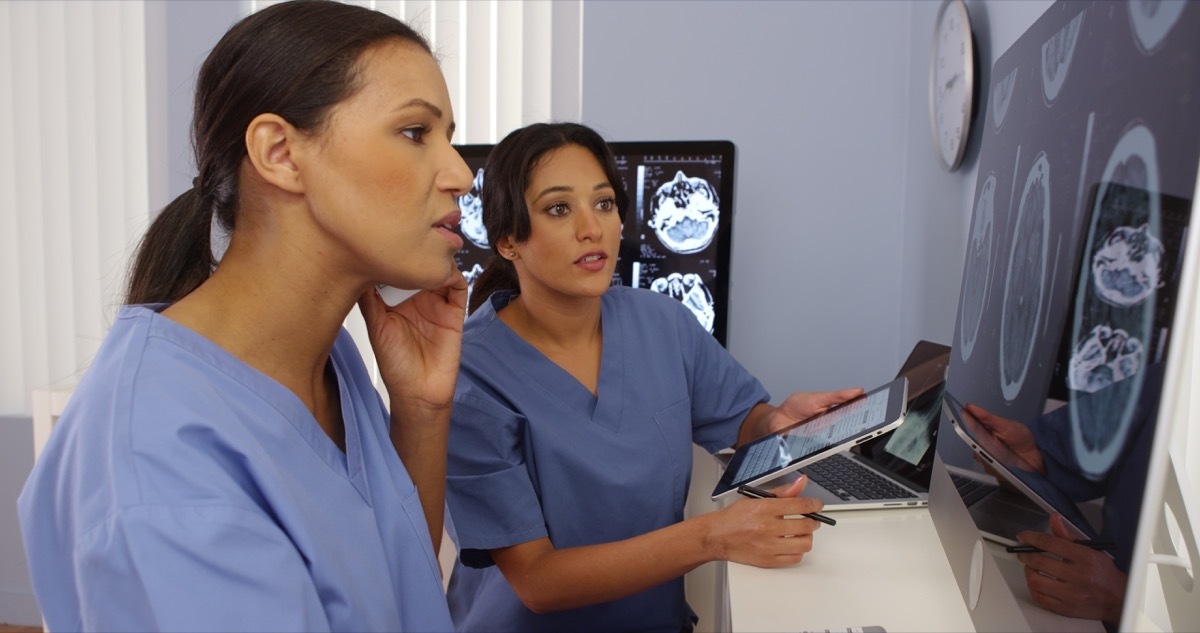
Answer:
[
  {"xmin": 18, "ymin": 305, "xmax": 453, "ymax": 632},
  {"xmin": 445, "ymin": 287, "xmax": 770, "ymax": 632}
]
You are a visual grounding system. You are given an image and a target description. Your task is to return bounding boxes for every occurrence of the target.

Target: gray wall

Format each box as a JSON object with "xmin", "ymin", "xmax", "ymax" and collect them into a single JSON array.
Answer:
[
  {"xmin": 0, "ymin": 417, "xmax": 37, "ymax": 625},
  {"xmin": 582, "ymin": 0, "xmax": 1050, "ymax": 401}
]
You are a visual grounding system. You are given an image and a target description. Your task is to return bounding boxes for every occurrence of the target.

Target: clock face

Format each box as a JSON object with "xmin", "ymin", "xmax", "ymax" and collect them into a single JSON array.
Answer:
[{"xmin": 930, "ymin": 0, "xmax": 974, "ymax": 170}]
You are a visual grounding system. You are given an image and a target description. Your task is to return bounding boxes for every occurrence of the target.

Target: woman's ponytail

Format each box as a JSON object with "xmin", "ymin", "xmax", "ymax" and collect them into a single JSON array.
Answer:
[
  {"xmin": 467, "ymin": 254, "xmax": 519, "ymax": 315},
  {"xmin": 124, "ymin": 187, "xmax": 214, "ymax": 305}
]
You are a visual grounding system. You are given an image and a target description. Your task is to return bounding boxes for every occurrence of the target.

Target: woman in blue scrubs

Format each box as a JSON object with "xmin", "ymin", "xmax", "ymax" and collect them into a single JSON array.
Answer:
[
  {"xmin": 18, "ymin": 2, "xmax": 472, "ymax": 631},
  {"xmin": 444, "ymin": 122, "xmax": 863, "ymax": 632}
]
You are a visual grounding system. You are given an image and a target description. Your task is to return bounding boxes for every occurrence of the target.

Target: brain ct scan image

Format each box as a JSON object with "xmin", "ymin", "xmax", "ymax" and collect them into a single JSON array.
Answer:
[
  {"xmin": 1068, "ymin": 126, "xmax": 1162, "ymax": 479},
  {"xmin": 1129, "ymin": 0, "xmax": 1187, "ymax": 54},
  {"xmin": 458, "ymin": 168, "xmax": 489, "ymax": 249},
  {"xmin": 992, "ymin": 69, "xmax": 1018, "ymax": 132},
  {"xmin": 648, "ymin": 170, "xmax": 721, "ymax": 254},
  {"xmin": 959, "ymin": 173, "xmax": 997, "ymax": 363},
  {"xmin": 1000, "ymin": 153, "xmax": 1050, "ymax": 402},
  {"xmin": 1068, "ymin": 324, "xmax": 1144, "ymax": 394},
  {"xmin": 650, "ymin": 273, "xmax": 716, "ymax": 334},
  {"xmin": 1092, "ymin": 223, "xmax": 1164, "ymax": 307},
  {"xmin": 1041, "ymin": 8, "xmax": 1084, "ymax": 103}
]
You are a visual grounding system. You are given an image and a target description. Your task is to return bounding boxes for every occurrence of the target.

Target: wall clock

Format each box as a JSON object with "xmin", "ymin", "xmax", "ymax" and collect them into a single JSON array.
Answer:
[{"xmin": 929, "ymin": 0, "xmax": 977, "ymax": 171}]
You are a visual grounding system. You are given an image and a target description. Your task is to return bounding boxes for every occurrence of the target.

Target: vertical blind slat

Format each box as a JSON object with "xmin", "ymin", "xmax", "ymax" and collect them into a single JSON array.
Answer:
[
  {"xmin": 0, "ymin": 0, "xmax": 24, "ymax": 410},
  {"xmin": 15, "ymin": 1, "xmax": 50, "ymax": 408},
  {"xmin": 494, "ymin": 1, "xmax": 521, "ymax": 138},
  {"xmin": 521, "ymin": 1, "xmax": 551, "ymax": 125},
  {"xmin": 66, "ymin": 2, "xmax": 102, "ymax": 369}
]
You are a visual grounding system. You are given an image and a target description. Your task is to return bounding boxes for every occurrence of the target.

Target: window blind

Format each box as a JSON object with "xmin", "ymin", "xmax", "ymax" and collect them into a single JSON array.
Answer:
[{"xmin": 3, "ymin": 0, "xmax": 580, "ymax": 415}]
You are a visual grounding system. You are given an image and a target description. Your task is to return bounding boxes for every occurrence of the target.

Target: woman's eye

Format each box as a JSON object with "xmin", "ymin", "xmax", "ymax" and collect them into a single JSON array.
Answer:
[
  {"xmin": 547, "ymin": 202, "xmax": 569, "ymax": 217},
  {"xmin": 400, "ymin": 126, "xmax": 429, "ymax": 142},
  {"xmin": 596, "ymin": 197, "xmax": 617, "ymax": 212}
]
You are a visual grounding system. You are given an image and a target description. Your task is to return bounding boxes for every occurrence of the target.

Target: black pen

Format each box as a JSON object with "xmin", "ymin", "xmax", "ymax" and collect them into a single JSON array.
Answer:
[
  {"xmin": 1005, "ymin": 539, "xmax": 1117, "ymax": 554},
  {"xmin": 736, "ymin": 484, "xmax": 837, "ymax": 526}
]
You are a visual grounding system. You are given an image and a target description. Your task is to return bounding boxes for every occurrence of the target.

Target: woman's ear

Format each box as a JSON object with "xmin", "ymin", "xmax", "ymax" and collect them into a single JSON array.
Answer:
[
  {"xmin": 244, "ymin": 113, "xmax": 305, "ymax": 194},
  {"xmin": 495, "ymin": 235, "xmax": 518, "ymax": 260}
]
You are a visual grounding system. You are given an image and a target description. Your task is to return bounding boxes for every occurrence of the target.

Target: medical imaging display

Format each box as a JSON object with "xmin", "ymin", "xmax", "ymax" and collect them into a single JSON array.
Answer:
[
  {"xmin": 613, "ymin": 142, "xmax": 735, "ymax": 345},
  {"xmin": 939, "ymin": 1, "xmax": 1199, "ymax": 626},
  {"xmin": 451, "ymin": 141, "xmax": 737, "ymax": 346}
]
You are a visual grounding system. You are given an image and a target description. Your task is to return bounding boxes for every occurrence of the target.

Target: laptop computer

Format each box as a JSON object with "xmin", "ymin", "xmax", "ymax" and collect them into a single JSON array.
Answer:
[
  {"xmin": 794, "ymin": 341, "xmax": 948, "ymax": 511},
  {"xmin": 712, "ymin": 340, "xmax": 1049, "ymax": 542},
  {"xmin": 792, "ymin": 340, "xmax": 1050, "ymax": 542}
]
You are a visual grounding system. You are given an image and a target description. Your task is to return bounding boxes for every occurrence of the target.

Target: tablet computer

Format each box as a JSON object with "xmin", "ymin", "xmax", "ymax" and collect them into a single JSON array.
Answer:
[
  {"xmin": 711, "ymin": 376, "xmax": 909, "ymax": 501},
  {"xmin": 941, "ymin": 391, "xmax": 1097, "ymax": 541}
]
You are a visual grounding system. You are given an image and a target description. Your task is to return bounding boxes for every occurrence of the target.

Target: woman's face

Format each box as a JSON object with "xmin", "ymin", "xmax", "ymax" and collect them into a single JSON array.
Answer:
[
  {"xmin": 509, "ymin": 144, "xmax": 622, "ymax": 301},
  {"xmin": 297, "ymin": 40, "xmax": 472, "ymax": 290}
]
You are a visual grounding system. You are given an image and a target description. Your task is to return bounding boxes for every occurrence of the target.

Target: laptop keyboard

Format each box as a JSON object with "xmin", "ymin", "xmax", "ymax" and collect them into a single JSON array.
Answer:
[
  {"xmin": 951, "ymin": 472, "xmax": 993, "ymax": 505},
  {"xmin": 801, "ymin": 454, "xmax": 918, "ymax": 501}
]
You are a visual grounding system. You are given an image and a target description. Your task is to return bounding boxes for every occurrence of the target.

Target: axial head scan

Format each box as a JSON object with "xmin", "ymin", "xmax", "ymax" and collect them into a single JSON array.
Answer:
[{"xmin": 648, "ymin": 170, "xmax": 720, "ymax": 254}]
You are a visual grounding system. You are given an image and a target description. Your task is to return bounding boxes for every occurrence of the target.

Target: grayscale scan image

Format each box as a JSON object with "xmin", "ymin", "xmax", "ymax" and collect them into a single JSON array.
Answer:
[
  {"xmin": 650, "ymin": 272, "xmax": 716, "ymax": 334},
  {"xmin": 1129, "ymin": 0, "xmax": 1187, "ymax": 53},
  {"xmin": 1041, "ymin": 8, "xmax": 1084, "ymax": 103},
  {"xmin": 648, "ymin": 170, "xmax": 721, "ymax": 254},
  {"xmin": 992, "ymin": 69, "xmax": 1018, "ymax": 133},
  {"xmin": 1068, "ymin": 125, "xmax": 1162, "ymax": 479},
  {"xmin": 458, "ymin": 168, "xmax": 489, "ymax": 249},
  {"xmin": 1000, "ymin": 152, "xmax": 1050, "ymax": 402},
  {"xmin": 959, "ymin": 173, "xmax": 996, "ymax": 363}
]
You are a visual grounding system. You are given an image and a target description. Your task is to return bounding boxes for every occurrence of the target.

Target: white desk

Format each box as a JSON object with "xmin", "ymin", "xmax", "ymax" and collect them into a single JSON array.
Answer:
[{"xmin": 726, "ymin": 507, "xmax": 975, "ymax": 632}]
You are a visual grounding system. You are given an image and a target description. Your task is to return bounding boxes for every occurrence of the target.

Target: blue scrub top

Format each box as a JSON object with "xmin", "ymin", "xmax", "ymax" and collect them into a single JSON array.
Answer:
[
  {"xmin": 18, "ymin": 305, "xmax": 453, "ymax": 632},
  {"xmin": 445, "ymin": 287, "xmax": 770, "ymax": 632}
]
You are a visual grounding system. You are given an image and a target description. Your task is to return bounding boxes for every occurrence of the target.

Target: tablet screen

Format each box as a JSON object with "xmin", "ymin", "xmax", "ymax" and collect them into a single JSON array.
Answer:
[{"xmin": 712, "ymin": 377, "xmax": 908, "ymax": 500}]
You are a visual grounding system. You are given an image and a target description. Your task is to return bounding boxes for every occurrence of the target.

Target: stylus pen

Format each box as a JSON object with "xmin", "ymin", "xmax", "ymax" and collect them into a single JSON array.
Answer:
[
  {"xmin": 1005, "ymin": 540, "xmax": 1116, "ymax": 554},
  {"xmin": 736, "ymin": 484, "xmax": 837, "ymax": 526}
]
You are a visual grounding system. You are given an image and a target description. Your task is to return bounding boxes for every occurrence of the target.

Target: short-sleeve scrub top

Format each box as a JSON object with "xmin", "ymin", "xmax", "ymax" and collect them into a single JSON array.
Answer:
[{"xmin": 445, "ymin": 286, "xmax": 770, "ymax": 632}]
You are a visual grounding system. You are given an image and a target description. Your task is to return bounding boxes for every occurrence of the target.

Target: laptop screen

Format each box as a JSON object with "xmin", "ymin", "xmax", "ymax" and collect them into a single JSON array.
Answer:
[{"xmin": 853, "ymin": 341, "xmax": 950, "ymax": 490}]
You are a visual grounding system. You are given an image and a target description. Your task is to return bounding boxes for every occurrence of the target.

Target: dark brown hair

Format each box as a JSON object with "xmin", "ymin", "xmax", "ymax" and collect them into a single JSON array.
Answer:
[
  {"xmin": 125, "ymin": 0, "xmax": 432, "ymax": 304},
  {"xmin": 468, "ymin": 122, "xmax": 629, "ymax": 315}
]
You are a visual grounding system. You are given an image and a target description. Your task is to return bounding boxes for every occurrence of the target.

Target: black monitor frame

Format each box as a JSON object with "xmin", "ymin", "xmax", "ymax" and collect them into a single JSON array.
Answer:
[{"xmin": 452, "ymin": 140, "xmax": 737, "ymax": 347}]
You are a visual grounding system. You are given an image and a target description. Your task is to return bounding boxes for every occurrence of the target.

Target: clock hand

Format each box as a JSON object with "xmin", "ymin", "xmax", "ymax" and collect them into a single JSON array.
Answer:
[{"xmin": 943, "ymin": 72, "xmax": 961, "ymax": 92}]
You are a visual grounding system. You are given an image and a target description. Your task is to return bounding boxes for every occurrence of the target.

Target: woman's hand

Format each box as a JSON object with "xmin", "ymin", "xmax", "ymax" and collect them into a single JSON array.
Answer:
[
  {"xmin": 703, "ymin": 476, "xmax": 825, "ymax": 568},
  {"xmin": 769, "ymin": 388, "xmax": 865, "ymax": 433},
  {"xmin": 1016, "ymin": 514, "xmax": 1125, "ymax": 625},
  {"xmin": 964, "ymin": 403, "xmax": 1045, "ymax": 474},
  {"xmin": 357, "ymin": 272, "xmax": 469, "ymax": 411}
]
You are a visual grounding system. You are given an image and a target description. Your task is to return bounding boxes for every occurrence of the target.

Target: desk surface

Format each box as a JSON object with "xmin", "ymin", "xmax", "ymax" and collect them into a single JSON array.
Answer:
[{"xmin": 726, "ymin": 507, "xmax": 975, "ymax": 632}]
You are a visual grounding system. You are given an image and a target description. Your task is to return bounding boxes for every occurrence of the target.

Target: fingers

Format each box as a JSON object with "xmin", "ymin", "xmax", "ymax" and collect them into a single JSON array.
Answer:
[
  {"xmin": 768, "ymin": 474, "xmax": 810, "ymax": 498},
  {"xmin": 751, "ymin": 495, "xmax": 826, "ymax": 529}
]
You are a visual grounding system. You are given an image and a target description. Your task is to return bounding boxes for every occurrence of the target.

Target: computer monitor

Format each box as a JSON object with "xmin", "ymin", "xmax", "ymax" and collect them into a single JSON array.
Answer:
[
  {"xmin": 453, "ymin": 140, "xmax": 737, "ymax": 346},
  {"xmin": 930, "ymin": 2, "xmax": 1200, "ymax": 631}
]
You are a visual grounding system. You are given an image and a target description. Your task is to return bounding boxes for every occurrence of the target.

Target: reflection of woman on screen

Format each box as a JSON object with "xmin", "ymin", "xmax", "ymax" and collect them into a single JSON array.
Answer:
[
  {"xmin": 960, "ymin": 362, "xmax": 1164, "ymax": 628},
  {"xmin": 443, "ymin": 122, "xmax": 863, "ymax": 631}
]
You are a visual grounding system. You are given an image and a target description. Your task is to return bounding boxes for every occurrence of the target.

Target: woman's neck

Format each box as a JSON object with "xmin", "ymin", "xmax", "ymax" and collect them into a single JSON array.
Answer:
[{"xmin": 499, "ymin": 290, "xmax": 603, "ymax": 353}]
